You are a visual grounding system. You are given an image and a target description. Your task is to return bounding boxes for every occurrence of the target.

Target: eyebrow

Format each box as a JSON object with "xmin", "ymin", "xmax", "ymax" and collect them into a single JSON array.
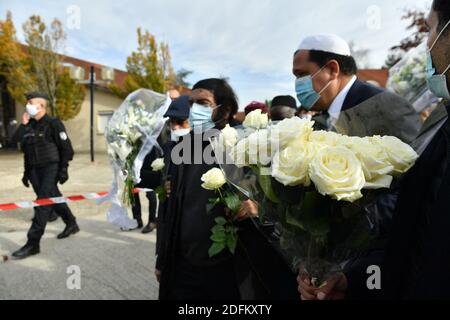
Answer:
[{"xmin": 293, "ymin": 69, "xmax": 308, "ymax": 77}]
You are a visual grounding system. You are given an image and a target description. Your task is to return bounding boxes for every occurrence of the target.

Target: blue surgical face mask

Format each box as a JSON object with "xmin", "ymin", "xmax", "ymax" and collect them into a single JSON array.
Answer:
[
  {"xmin": 295, "ymin": 65, "xmax": 332, "ymax": 110},
  {"xmin": 189, "ymin": 103, "xmax": 218, "ymax": 132},
  {"xmin": 426, "ymin": 19, "xmax": 450, "ymax": 100}
]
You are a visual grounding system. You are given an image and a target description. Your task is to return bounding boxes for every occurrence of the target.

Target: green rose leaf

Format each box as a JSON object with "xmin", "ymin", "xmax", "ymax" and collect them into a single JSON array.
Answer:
[
  {"xmin": 206, "ymin": 197, "xmax": 221, "ymax": 214},
  {"xmin": 211, "ymin": 224, "xmax": 226, "ymax": 233},
  {"xmin": 224, "ymin": 191, "xmax": 241, "ymax": 214},
  {"xmin": 215, "ymin": 216, "xmax": 227, "ymax": 226},
  {"xmin": 155, "ymin": 185, "xmax": 167, "ymax": 203},
  {"xmin": 208, "ymin": 241, "xmax": 226, "ymax": 257},
  {"xmin": 257, "ymin": 173, "xmax": 280, "ymax": 204},
  {"xmin": 226, "ymin": 231, "xmax": 238, "ymax": 254},
  {"xmin": 210, "ymin": 229, "xmax": 227, "ymax": 242}
]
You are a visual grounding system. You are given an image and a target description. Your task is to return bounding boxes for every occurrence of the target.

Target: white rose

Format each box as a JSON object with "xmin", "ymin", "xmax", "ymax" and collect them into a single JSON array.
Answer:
[
  {"xmin": 271, "ymin": 117, "xmax": 314, "ymax": 150},
  {"xmin": 128, "ymin": 129, "xmax": 142, "ymax": 143},
  {"xmin": 151, "ymin": 158, "xmax": 165, "ymax": 171},
  {"xmin": 375, "ymin": 136, "xmax": 418, "ymax": 174},
  {"xmin": 395, "ymin": 81, "xmax": 409, "ymax": 93},
  {"xmin": 272, "ymin": 140, "xmax": 315, "ymax": 187},
  {"xmin": 219, "ymin": 124, "xmax": 238, "ymax": 149},
  {"xmin": 127, "ymin": 108, "xmax": 137, "ymax": 124},
  {"xmin": 308, "ymin": 130, "xmax": 342, "ymax": 148},
  {"xmin": 111, "ymin": 140, "xmax": 132, "ymax": 162},
  {"xmin": 339, "ymin": 135, "xmax": 363, "ymax": 149},
  {"xmin": 243, "ymin": 109, "xmax": 269, "ymax": 129},
  {"xmin": 247, "ymin": 129, "xmax": 272, "ymax": 166},
  {"xmin": 201, "ymin": 168, "xmax": 227, "ymax": 190},
  {"xmin": 309, "ymin": 146, "xmax": 365, "ymax": 202},
  {"xmin": 135, "ymin": 99, "xmax": 145, "ymax": 108},
  {"xmin": 346, "ymin": 137, "xmax": 394, "ymax": 189}
]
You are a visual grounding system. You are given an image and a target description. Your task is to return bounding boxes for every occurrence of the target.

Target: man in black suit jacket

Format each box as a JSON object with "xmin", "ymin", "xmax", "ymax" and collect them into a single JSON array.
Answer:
[
  {"xmin": 293, "ymin": 34, "xmax": 421, "ymax": 143},
  {"xmin": 298, "ymin": 1, "xmax": 450, "ymax": 300},
  {"xmin": 293, "ymin": 34, "xmax": 420, "ymax": 300}
]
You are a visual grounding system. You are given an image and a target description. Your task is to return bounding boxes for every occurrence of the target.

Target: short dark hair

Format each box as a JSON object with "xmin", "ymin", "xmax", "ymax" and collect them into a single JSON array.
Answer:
[
  {"xmin": 309, "ymin": 50, "xmax": 358, "ymax": 76},
  {"xmin": 270, "ymin": 106, "xmax": 296, "ymax": 121},
  {"xmin": 433, "ymin": 0, "xmax": 450, "ymax": 34},
  {"xmin": 192, "ymin": 78, "xmax": 239, "ymax": 128}
]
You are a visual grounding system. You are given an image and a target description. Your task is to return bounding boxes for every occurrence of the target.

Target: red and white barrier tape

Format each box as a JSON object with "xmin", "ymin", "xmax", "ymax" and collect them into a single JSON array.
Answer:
[{"xmin": 0, "ymin": 188, "xmax": 150, "ymax": 212}]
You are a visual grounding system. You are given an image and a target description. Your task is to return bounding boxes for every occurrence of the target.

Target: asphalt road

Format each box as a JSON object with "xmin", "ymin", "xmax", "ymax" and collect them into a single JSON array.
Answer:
[{"xmin": 0, "ymin": 152, "xmax": 159, "ymax": 300}]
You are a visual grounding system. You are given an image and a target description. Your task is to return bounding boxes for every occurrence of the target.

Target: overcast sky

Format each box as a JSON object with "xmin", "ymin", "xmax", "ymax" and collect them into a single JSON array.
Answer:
[{"xmin": 1, "ymin": 0, "xmax": 431, "ymax": 109}]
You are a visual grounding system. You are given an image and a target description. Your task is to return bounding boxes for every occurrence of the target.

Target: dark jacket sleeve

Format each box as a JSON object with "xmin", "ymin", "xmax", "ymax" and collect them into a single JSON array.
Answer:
[
  {"xmin": 155, "ymin": 161, "xmax": 178, "ymax": 272},
  {"xmin": 137, "ymin": 147, "xmax": 163, "ymax": 189},
  {"xmin": 234, "ymin": 218, "xmax": 299, "ymax": 300},
  {"xmin": 344, "ymin": 186, "xmax": 399, "ymax": 300},
  {"xmin": 10, "ymin": 124, "xmax": 30, "ymax": 173},
  {"xmin": 50, "ymin": 118, "xmax": 74, "ymax": 167},
  {"xmin": 10, "ymin": 124, "xmax": 27, "ymax": 146},
  {"xmin": 155, "ymin": 142, "xmax": 178, "ymax": 268}
]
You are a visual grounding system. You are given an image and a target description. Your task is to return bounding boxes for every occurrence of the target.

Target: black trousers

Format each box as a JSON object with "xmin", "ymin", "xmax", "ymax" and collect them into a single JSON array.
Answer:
[
  {"xmin": 132, "ymin": 191, "xmax": 157, "ymax": 224},
  {"xmin": 27, "ymin": 163, "xmax": 76, "ymax": 245}
]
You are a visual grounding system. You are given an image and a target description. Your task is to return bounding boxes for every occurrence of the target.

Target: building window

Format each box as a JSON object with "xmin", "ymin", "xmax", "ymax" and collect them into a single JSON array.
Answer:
[{"xmin": 97, "ymin": 111, "xmax": 114, "ymax": 134}]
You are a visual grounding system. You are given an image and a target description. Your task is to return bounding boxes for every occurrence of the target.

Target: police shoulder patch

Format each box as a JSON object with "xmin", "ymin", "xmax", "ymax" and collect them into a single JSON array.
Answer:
[{"xmin": 59, "ymin": 132, "xmax": 68, "ymax": 141}]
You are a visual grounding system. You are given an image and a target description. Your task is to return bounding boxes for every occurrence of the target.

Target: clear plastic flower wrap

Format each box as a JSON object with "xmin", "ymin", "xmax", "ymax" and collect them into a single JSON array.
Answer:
[
  {"xmin": 99, "ymin": 89, "xmax": 170, "ymax": 230},
  {"xmin": 387, "ymin": 42, "xmax": 439, "ymax": 111},
  {"xmin": 209, "ymin": 111, "xmax": 419, "ymax": 286}
]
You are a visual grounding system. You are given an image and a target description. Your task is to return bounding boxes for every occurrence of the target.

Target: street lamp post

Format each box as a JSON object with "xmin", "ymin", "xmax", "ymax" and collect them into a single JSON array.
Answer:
[
  {"xmin": 89, "ymin": 66, "xmax": 95, "ymax": 162},
  {"xmin": 70, "ymin": 64, "xmax": 115, "ymax": 163}
]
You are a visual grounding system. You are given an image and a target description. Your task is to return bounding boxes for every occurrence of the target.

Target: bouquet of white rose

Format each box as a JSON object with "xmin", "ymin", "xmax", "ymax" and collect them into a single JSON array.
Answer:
[
  {"xmin": 387, "ymin": 42, "xmax": 438, "ymax": 111},
  {"xmin": 101, "ymin": 89, "xmax": 170, "ymax": 230},
  {"xmin": 211, "ymin": 111, "xmax": 419, "ymax": 286}
]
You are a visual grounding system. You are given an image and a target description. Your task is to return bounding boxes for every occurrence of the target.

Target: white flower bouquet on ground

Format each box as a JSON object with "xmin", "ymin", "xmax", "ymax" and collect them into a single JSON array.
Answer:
[{"xmin": 101, "ymin": 89, "xmax": 170, "ymax": 229}]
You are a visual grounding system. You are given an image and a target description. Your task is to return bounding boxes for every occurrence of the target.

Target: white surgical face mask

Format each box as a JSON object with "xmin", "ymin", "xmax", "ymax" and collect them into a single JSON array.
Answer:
[
  {"xmin": 170, "ymin": 128, "xmax": 190, "ymax": 142},
  {"xmin": 26, "ymin": 104, "xmax": 40, "ymax": 117}
]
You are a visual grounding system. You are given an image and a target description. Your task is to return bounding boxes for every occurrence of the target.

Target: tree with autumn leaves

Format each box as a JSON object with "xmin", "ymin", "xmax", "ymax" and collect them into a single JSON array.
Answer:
[
  {"xmin": 0, "ymin": 12, "xmax": 85, "ymax": 121},
  {"xmin": 385, "ymin": 9, "xmax": 429, "ymax": 68},
  {"xmin": 110, "ymin": 28, "xmax": 191, "ymax": 98}
]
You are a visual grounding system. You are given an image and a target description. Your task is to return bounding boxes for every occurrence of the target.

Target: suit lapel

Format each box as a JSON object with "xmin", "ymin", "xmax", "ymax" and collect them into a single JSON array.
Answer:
[{"xmin": 341, "ymin": 80, "xmax": 362, "ymax": 111}]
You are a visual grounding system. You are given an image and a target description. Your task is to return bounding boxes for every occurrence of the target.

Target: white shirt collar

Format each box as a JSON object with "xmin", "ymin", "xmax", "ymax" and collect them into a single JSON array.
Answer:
[{"xmin": 328, "ymin": 75, "xmax": 357, "ymax": 119}]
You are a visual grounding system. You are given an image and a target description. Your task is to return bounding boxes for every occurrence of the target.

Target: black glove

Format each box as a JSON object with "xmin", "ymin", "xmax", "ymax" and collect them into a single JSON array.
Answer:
[
  {"xmin": 22, "ymin": 173, "xmax": 30, "ymax": 188},
  {"xmin": 58, "ymin": 167, "xmax": 69, "ymax": 185}
]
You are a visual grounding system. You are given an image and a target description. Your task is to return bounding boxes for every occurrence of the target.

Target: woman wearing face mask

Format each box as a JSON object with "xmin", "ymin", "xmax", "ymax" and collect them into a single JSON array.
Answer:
[{"xmin": 156, "ymin": 78, "xmax": 265, "ymax": 300}]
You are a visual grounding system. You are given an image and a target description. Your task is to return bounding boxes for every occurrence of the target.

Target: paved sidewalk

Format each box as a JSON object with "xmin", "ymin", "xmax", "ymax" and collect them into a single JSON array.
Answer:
[{"xmin": 0, "ymin": 152, "xmax": 159, "ymax": 300}]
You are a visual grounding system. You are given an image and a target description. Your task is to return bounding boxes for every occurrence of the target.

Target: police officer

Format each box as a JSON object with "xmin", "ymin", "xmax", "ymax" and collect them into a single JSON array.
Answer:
[{"xmin": 12, "ymin": 92, "xmax": 80, "ymax": 259}]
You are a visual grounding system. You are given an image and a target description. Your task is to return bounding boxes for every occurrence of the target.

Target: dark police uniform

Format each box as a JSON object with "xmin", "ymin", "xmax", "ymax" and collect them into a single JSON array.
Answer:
[{"xmin": 12, "ymin": 96, "xmax": 79, "ymax": 258}]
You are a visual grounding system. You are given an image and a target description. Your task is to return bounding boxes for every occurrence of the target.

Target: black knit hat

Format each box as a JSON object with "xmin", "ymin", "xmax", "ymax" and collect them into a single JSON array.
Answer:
[{"xmin": 25, "ymin": 92, "xmax": 50, "ymax": 101}]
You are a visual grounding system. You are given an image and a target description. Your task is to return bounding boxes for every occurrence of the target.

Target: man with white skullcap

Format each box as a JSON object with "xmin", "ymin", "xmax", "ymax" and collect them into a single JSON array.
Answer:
[
  {"xmin": 294, "ymin": 34, "xmax": 423, "ymax": 301},
  {"xmin": 292, "ymin": 33, "xmax": 421, "ymax": 143}
]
